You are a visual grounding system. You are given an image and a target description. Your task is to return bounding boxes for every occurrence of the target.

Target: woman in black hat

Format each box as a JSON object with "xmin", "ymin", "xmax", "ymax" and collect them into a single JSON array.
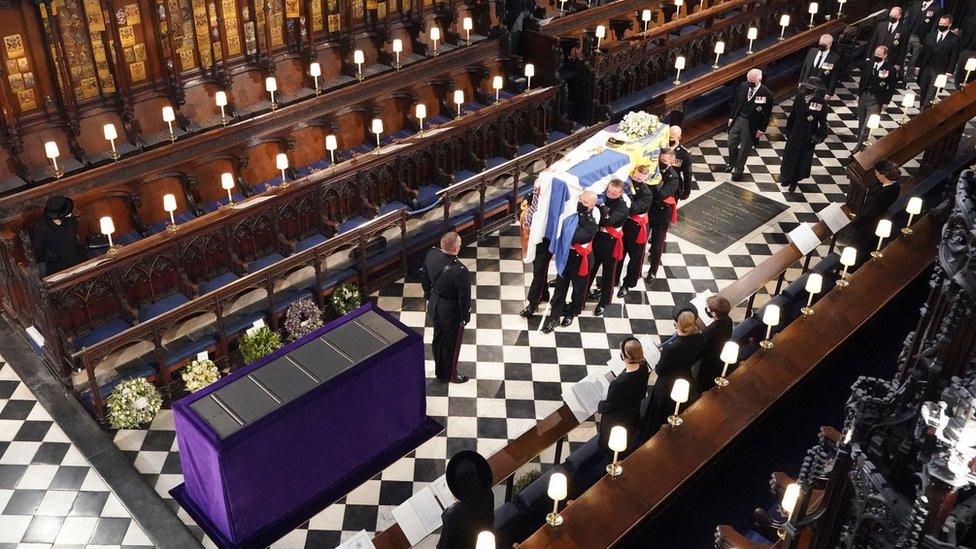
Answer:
[
  {"xmin": 33, "ymin": 196, "xmax": 87, "ymax": 274},
  {"xmin": 439, "ymin": 450, "xmax": 494, "ymax": 549}
]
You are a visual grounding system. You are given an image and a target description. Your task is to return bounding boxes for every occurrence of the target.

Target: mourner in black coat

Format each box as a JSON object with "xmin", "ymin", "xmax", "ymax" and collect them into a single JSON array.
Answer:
[
  {"xmin": 781, "ymin": 83, "xmax": 830, "ymax": 192},
  {"xmin": 588, "ymin": 179, "xmax": 630, "ymax": 316},
  {"xmin": 640, "ymin": 310, "xmax": 704, "ymax": 440},
  {"xmin": 798, "ymin": 34, "xmax": 841, "ymax": 95},
  {"xmin": 906, "ymin": 0, "xmax": 943, "ymax": 66},
  {"xmin": 421, "ymin": 232, "xmax": 472, "ymax": 383},
  {"xmin": 866, "ymin": 7, "xmax": 909, "ymax": 68},
  {"xmin": 697, "ymin": 295, "xmax": 734, "ymax": 392},
  {"xmin": 855, "ymin": 48, "xmax": 898, "ymax": 149},
  {"xmin": 725, "ymin": 69, "xmax": 774, "ymax": 181},
  {"xmin": 437, "ymin": 451, "xmax": 495, "ymax": 549},
  {"xmin": 33, "ymin": 196, "xmax": 87, "ymax": 275},
  {"xmin": 849, "ymin": 160, "xmax": 901, "ymax": 268},
  {"xmin": 542, "ymin": 191, "xmax": 599, "ymax": 333},
  {"xmin": 914, "ymin": 16, "xmax": 962, "ymax": 108},
  {"xmin": 597, "ymin": 337, "xmax": 650, "ymax": 458}
]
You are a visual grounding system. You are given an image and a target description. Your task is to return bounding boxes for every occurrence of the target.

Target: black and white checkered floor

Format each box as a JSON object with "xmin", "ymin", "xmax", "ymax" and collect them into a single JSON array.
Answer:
[{"xmin": 0, "ymin": 72, "xmax": 948, "ymax": 547}]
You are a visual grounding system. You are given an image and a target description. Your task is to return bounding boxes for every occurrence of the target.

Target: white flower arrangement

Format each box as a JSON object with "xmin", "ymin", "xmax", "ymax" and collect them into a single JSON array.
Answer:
[
  {"xmin": 106, "ymin": 377, "xmax": 163, "ymax": 429},
  {"xmin": 181, "ymin": 359, "xmax": 220, "ymax": 393},
  {"xmin": 617, "ymin": 110, "xmax": 660, "ymax": 140}
]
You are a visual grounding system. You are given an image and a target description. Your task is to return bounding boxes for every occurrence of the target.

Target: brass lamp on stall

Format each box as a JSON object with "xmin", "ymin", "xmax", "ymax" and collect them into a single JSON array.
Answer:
[
  {"xmin": 100, "ymin": 216, "xmax": 118, "ymax": 255},
  {"xmin": 354, "ymin": 49, "xmax": 366, "ymax": 81},
  {"xmin": 595, "ymin": 25, "xmax": 606, "ymax": 50},
  {"xmin": 309, "ymin": 62, "xmax": 322, "ymax": 95},
  {"xmin": 266, "ymin": 76, "xmax": 278, "ymax": 110},
  {"xmin": 525, "ymin": 63, "xmax": 535, "ymax": 90},
  {"xmin": 430, "ymin": 27, "xmax": 441, "ymax": 57},
  {"xmin": 900, "ymin": 92, "xmax": 915, "ymax": 124},
  {"xmin": 371, "ymin": 118, "xmax": 384, "ymax": 153},
  {"xmin": 103, "ymin": 124, "xmax": 120, "ymax": 161},
  {"xmin": 559, "ymin": 0, "xmax": 567, "ymax": 13},
  {"xmin": 275, "ymin": 153, "xmax": 289, "ymax": 187},
  {"xmin": 492, "ymin": 76, "xmax": 504, "ymax": 104},
  {"xmin": 870, "ymin": 219, "xmax": 892, "ymax": 259},
  {"xmin": 220, "ymin": 172, "xmax": 236, "ymax": 206},
  {"xmin": 546, "ymin": 472, "xmax": 567, "ymax": 527},
  {"xmin": 606, "ymin": 426, "xmax": 627, "ymax": 477},
  {"xmin": 778, "ymin": 483, "xmax": 802, "ymax": 540},
  {"xmin": 759, "ymin": 304, "xmax": 780, "ymax": 349},
  {"xmin": 44, "ymin": 141, "xmax": 62, "ymax": 179},
  {"xmin": 933, "ymin": 73, "xmax": 949, "ymax": 103},
  {"xmin": 163, "ymin": 194, "xmax": 179, "ymax": 232},
  {"xmin": 215, "ymin": 91, "xmax": 230, "ymax": 125},
  {"xmin": 454, "ymin": 89, "xmax": 465, "ymax": 119},
  {"xmin": 800, "ymin": 273, "xmax": 823, "ymax": 317},
  {"xmin": 747, "ymin": 27, "xmax": 758, "ymax": 54},
  {"xmin": 463, "ymin": 17, "xmax": 473, "ymax": 44},
  {"xmin": 902, "ymin": 197, "xmax": 922, "ymax": 235},
  {"xmin": 715, "ymin": 341, "xmax": 739, "ymax": 387},
  {"xmin": 836, "ymin": 246, "xmax": 857, "ymax": 288},
  {"xmin": 673, "ymin": 55, "xmax": 686, "ymax": 85},
  {"xmin": 415, "ymin": 103, "xmax": 427, "ymax": 134},
  {"xmin": 326, "ymin": 135, "xmax": 338, "ymax": 166},
  {"xmin": 162, "ymin": 106, "xmax": 177, "ymax": 142},
  {"xmin": 712, "ymin": 41, "xmax": 725, "ymax": 69},
  {"xmin": 674, "ymin": 0, "xmax": 683, "ymax": 20},
  {"xmin": 807, "ymin": 2, "xmax": 818, "ymax": 28},
  {"xmin": 475, "ymin": 531, "xmax": 495, "ymax": 549},
  {"xmin": 666, "ymin": 378, "xmax": 690, "ymax": 428},
  {"xmin": 865, "ymin": 113, "xmax": 881, "ymax": 145},
  {"xmin": 965, "ymin": 58, "xmax": 976, "ymax": 85},
  {"xmin": 779, "ymin": 14, "xmax": 790, "ymax": 40},
  {"xmin": 641, "ymin": 9, "xmax": 652, "ymax": 32},
  {"xmin": 836, "ymin": 0, "xmax": 846, "ymax": 15},
  {"xmin": 392, "ymin": 39, "xmax": 403, "ymax": 70}
]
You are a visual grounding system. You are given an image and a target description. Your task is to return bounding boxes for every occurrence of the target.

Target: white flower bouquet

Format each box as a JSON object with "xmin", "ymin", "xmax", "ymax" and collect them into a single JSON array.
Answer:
[
  {"xmin": 181, "ymin": 359, "xmax": 220, "ymax": 393},
  {"xmin": 617, "ymin": 110, "xmax": 660, "ymax": 140},
  {"xmin": 106, "ymin": 377, "xmax": 163, "ymax": 429}
]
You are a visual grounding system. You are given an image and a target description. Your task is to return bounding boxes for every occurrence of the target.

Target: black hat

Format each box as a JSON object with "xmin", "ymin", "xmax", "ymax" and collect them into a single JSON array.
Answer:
[
  {"xmin": 671, "ymin": 303, "xmax": 699, "ymax": 321},
  {"xmin": 446, "ymin": 450, "xmax": 492, "ymax": 503},
  {"xmin": 44, "ymin": 196, "xmax": 73, "ymax": 220}
]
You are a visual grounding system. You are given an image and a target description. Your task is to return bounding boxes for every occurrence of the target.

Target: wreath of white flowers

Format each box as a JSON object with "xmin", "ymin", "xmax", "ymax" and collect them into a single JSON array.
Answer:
[
  {"xmin": 106, "ymin": 377, "xmax": 163, "ymax": 429},
  {"xmin": 181, "ymin": 359, "xmax": 220, "ymax": 393}
]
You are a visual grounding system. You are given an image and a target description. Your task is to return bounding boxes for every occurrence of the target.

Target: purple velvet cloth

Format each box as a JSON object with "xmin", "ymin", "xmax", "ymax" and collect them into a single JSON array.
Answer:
[{"xmin": 172, "ymin": 304, "xmax": 425, "ymax": 544}]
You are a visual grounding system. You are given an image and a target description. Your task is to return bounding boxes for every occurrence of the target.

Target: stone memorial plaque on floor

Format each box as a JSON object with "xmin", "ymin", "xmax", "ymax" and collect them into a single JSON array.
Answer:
[{"xmin": 671, "ymin": 183, "xmax": 789, "ymax": 253}]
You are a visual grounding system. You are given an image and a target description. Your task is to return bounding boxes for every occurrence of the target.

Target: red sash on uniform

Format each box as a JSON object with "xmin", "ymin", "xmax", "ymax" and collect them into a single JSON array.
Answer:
[
  {"xmin": 602, "ymin": 226, "xmax": 624, "ymax": 260},
  {"xmin": 664, "ymin": 196, "xmax": 678, "ymax": 223},
  {"xmin": 571, "ymin": 242, "xmax": 593, "ymax": 276},
  {"xmin": 629, "ymin": 213, "xmax": 648, "ymax": 244}
]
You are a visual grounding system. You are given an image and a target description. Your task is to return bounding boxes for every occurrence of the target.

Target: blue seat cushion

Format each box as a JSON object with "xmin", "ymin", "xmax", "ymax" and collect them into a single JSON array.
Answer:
[
  {"xmin": 338, "ymin": 216, "xmax": 368, "ymax": 234},
  {"xmin": 296, "ymin": 234, "xmax": 328, "ymax": 252},
  {"xmin": 79, "ymin": 359, "xmax": 156, "ymax": 408},
  {"xmin": 517, "ymin": 143, "xmax": 539, "ymax": 155},
  {"xmin": 487, "ymin": 156, "xmax": 509, "ymax": 169},
  {"xmin": 198, "ymin": 272, "xmax": 239, "ymax": 295},
  {"xmin": 564, "ymin": 437, "xmax": 606, "ymax": 494},
  {"xmin": 249, "ymin": 253, "xmax": 285, "ymax": 272},
  {"xmin": 812, "ymin": 254, "xmax": 840, "ymax": 277},
  {"xmin": 351, "ymin": 143, "xmax": 374, "ymax": 154},
  {"xmin": 115, "ymin": 231, "xmax": 143, "ymax": 246},
  {"xmin": 428, "ymin": 114, "xmax": 451, "ymax": 125},
  {"xmin": 379, "ymin": 201, "xmax": 407, "ymax": 215},
  {"xmin": 146, "ymin": 211, "xmax": 195, "ymax": 235},
  {"xmin": 484, "ymin": 193, "xmax": 514, "ymax": 214},
  {"xmin": 319, "ymin": 268, "xmax": 357, "ymax": 292},
  {"xmin": 139, "ymin": 293, "xmax": 190, "ymax": 323},
  {"xmin": 224, "ymin": 311, "xmax": 267, "ymax": 336},
  {"xmin": 366, "ymin": 245, "xmax": 401, "ymax": 269},
  {"xmin": 274, "ymin": 289, "xmax": 315, "ymax": 313},
  {"xmin": 74, "ymin": 318, "xmax": 132, "ymax": 350},
  {"xmin": 295, "ymin": 159, "xmax": 331, "ymax": 177},
  {"xmin": 450, "ymin": 209, "xmax": 477, "ymax": 228},
  {"xmin": 548, "ymin": 130, "xmax": 569, "ymax": 142},
  {"xmin": 201, "ymin": 192, "xmax": 245, "ymax": 214},
  {"xmin": 417, "ymin": 185, "xmax": 442, "ymax": 209},
  {"xmin": 453, "ymin": 169, "xmax": 478, "ymax": 183},
  {"xmin": 493, "ymin": 500, "xmax": 528, "ymax": 549},
  {"xmin": 162, "ymin": 335, "xmax": 218, "ymax": 368}
]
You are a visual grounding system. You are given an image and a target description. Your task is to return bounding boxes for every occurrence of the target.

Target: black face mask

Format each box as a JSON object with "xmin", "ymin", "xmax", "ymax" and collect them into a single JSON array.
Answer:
[
  {"xmin": 818, "ymin": 43, "xmax": 828, "ymax": 51},
  {"xmin": 873, "ymin": 55, "xmax": 884, "ymax": 63},
  {"xmin": 668, "ymin": 140, "xmax": 678, "ymax": 147},
  {"xmin": 938, "ymin": 25, "xmax": 950, "ymax": 32},
  {"xmin": 660, "ymin": 162, "xmax": 670, "ymax": 172},
  {"xmin": 748, "ymin": 81, "xmax": 758, "ymax": 89},
  {"xmin": 889, "ymin": 15, "xmax": 898, "ymax": 23},
  {"xmin": 577, "ymin": 202, "xmax": 589, "ymax": 215},
  {"xmin": 632, "ymin": 178, "xmax": 645, "ymax": 188}
]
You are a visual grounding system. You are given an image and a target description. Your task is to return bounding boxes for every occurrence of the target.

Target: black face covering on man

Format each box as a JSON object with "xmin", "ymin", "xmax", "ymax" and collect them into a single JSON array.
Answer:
[
  {"xmin": 873, "ymin": 55, "xmax": 884, "ymax": 63},
  {"xmin": 938, "ymin": 24, "xmax": 950, "ymax": 31},
  {"xmin": 889, "ymin": 15, "xmax": 898, "ymax": 23},
  {"xmin": 818, "ymin": 43, "xmax": 828, "ymax": 51},
  {"xmin": 748, "ymin": 81, "xmax": 758, "ymax": 88},
  {"xmin": 577, "ymin": 202, "xmax": 590, "ymax": 215}
]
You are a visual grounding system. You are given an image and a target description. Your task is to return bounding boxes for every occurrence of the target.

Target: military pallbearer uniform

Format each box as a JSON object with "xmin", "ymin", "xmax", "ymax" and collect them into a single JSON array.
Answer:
[
  {"xmin": 589, "ymin": 194, "xmax": 629, "ymax": 315},
  {"xmin": 646, "ymin": 165, "xmax": 680, "ymax": 280},
  {"xmin": 421, "ymin": 248, "xmax": 472, "ymax": 381}
]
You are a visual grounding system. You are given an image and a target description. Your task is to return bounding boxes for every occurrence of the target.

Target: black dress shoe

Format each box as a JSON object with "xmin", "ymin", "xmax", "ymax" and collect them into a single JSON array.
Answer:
[
  {"xmin": 594, "ymin": 305, "xmax": 606, "ymax": 316},
  {"xmin": 723, "ymin": 164, "xmax": 734, "ymax": 173},
  {"xmin": 519, "ymin": 303, "xmax": 538, "ymax": 317},
  {"xmin": 644, "ymin": 272, "xmax": 656, "ymax": 283},
  {"xmin": 616, "ymin": 287, "xmax": 628, "ymax": 298},
  {"xmin": 548, "ymin": 279, "xmax": 557, "ymax": 287},
  {"xmin": 541, "ymin": 317, "xmax": 558, "ymax": 333},
  {"xmin": 730, "ymin": 173, "xmax": 744, "ymax": 182},
  {"xmin": 587, "ymin": 289, "xmax": 603, "ymax": 301},
  {"xmin": 450, "ymin": 374, "xmax": 470, "ymax": 384},
  {"xmin": 560, "ymin": 315, "xmax": 575, "ymax": 327}
]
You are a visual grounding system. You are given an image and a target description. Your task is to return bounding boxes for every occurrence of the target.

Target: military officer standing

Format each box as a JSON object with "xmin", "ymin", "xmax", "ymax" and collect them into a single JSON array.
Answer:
[
  {"xmin": 781, "ymin": 83, "xmax": 829, "ymax": 192},
  {"xmin": 588, "ymin": 179, "xmax": 629, "ymax": 316},
  {"xmin": 421, "ymin": 231, "xmax": 472, "ymax": 383},
  {"xmin": 645, "ymin": 148, "xmax": 681, "ymax": 282},
  {"xmin": 905, "ymin": 0, "xmax": 942, "ymax": 69},
  {"xmin": 799, "ymin": 34, "xmax": 841, "ymax": 95},
  {"xmin": 866, "ymin": 7, "xmax": 909, "ymax": 71},
  {"xmin": 616, "ymin": 165, "xmax": 655, "ymax": 298},
  {"xmin": 668, "ymin": 126, "xmax": 696, "ymax": 202},
  {"xmin": 725, "ymin": 69, "xmax": 774, "ymax": 182},
  {"xmin": 542, "ymin": 191, "xmax": 599, "ymax": 333},
  {"xmin": 855, "ymin": 46, "xmax": 897, "ymax": 150}
]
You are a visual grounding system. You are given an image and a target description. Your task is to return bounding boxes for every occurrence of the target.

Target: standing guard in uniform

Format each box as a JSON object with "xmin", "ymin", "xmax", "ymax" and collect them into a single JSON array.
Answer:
[
  {"xmin": 668, "ymin": 126, "xmax": 696, "ymax": 202},
  {"xmin": 645, "ymin": 148, "xmax": 681, "ymax": 282},
  {"xmin": 542, "ymin": 191, "xmax": 599, "ymax": 333},
  {"xmin": 421, "ymin": 232, "xmax": 472, "ymax": 383},
  {"xmin": 855, "ymin": 46, "xmax": 897, "ymax": 150},
  {"xmin": 588, "ymin": 179, "xmax": 629, "ymax": 317},
  {"xmin": 616, "ymin": 165, "xmax": 655, "ymax": 298},
  {"xmin": 780, "ymin": 83, "xmax": 830, "ymax": 192}
]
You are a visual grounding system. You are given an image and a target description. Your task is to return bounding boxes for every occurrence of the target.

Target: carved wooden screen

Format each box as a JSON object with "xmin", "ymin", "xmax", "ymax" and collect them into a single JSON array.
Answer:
[{"xmin": 0, "ymin": 4, "xmax": 43, "ymax": 114}]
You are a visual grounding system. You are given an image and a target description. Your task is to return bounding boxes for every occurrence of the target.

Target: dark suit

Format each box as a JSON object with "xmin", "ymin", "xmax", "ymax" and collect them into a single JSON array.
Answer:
[
  {"xmin": 906, "ymin": 0, "xmax": 943, "ymax": 66},
  {"xmin": 438, "ymin": 497, "xmax": 494, "ymax": 549},
  {"xmin": 550, "ymin": 210, "xmax": 598, "ymax": 318},
  {"xmin": 855, "ymin": 60, "xmax": 897, "ymax": 147},
  {"xmin": 672, "ymin": 144, "xmax": 696, "ymax": 200},
  {"xmin": 619, "ymin": 180, "xmax": 654, "ymax": 288},
  {"xmin": 597, "ymin": 361, "xmax": 649, "ymax": 457},
  {"xmin": 782, "ymin": 93, "xmax": 829, "ymax": 189},
  {"xmin": 850, "ymin": 182, "xmax": 901, "ymax": 266},
  {"xmin": 866, "ymin": 20, "xmax": 909, "ymax": 67},
  {"xmin": 590, "ymin": 196, "xmax": 629, "ymax": 308},
  {"xmin": 697, "ymin": 316, "xmax": 734, "ymax": 392},
  {"xmin": 727, "ymin": 82, "xmax": 773, "ymax": 177},
  {"xmin": 955, "ymin": 15, "xmax": 976, "ymax": 83},
  {"xmin": 646, "ymin": 167, "xmax": 680, "ymax": 277},
  {"xmin": 641, "ymin": 332, "xmax": 703, "ymax": 440},
  {"xmin": 799, "ymin": 47, "xmax": 840, "ymax": 94},
  {"xmin": 916, "ymin": 29, "xmax": 961, "ymax": 107},
  {"xmin": 421, "ymin": 248, "xmax": 472, "ymax": 380}
]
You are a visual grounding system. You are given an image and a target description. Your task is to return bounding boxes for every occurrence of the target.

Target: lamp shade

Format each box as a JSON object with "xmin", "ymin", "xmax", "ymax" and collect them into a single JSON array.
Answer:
[
  {"xmin": 670, "ymin": 378, "xmax": 690, "ymax": 403},
  {"xmin": 866, "ymin": 113, "xmax": 881, "ymax": 129},
  {"xmin": 353, "ymin": 49, "xmax": 365, "ymax": 64},
  {"xmin": 967, "ymin": 58, "xmax": 976, "ymax": 72},
  {"xmin": 371, "ymin": 118, "xmax": 384, "ymax": 134},
  {"xmin": 326, "ymin": 135, "xmax": 338, "ymax": 151},
  {"xmin": 44, "ymin": 141, "xmax": 59, "ymax": 159},
  {"xmin": 475, "ymin": 531, "xmax": 495, "ymax": 549},
  {"xmin": 265, "ymin": 76, "xmax": 277, "ymax": 92},
  {"xmin": 162, "ymin": 106, "xmax": 175, "ymax": 122},
  {"xmin": 808, "ymin": 2, "xmax": 818, "ymax": 14},
  {"xmin": 675, "ymin": 56, "xmax": 686, "ymax": 69},
  {"xmin": 103, "ymin": 123, "xmax": 117, "ymax": 141},
  {"xmin": 215, "ymin": 90, "xmax": 228, "ymax": 107},
  {"xmin": 454, "ymin": 89, "xmax": 464, "ymax": 104},
  {"xmin": 780, "ymin": 14, "xmax": 790, "ymax": 26},
  {"xmin": 415, "ymin": 103, "xmax": 427, "ymax": 118},
  {"xmin": 524, "ymin": 63, "xmax": 535, "ymax": 77},
  {"xmin": 392, "ymin": 38, "xmax": 403, "ymax": 53},
  {"xmin": 875, "ymin": 219, "xmax": 892, "ymax": 239},
  {"xmin": 901, "ymin": 92, "xmax": 915, "ymax": 108},
  {"xmin": 221, "ymin": 172, "xmax": 235, "ymax": 190},
  {"xmin": 463, "ymin": 16, "xmax": 473, "ymax": 30},
  {"xmin": 714, "ymin": 41, "xmax": 725, "ymax": 54},
  {"xmin": 430, "ymin": 27, "xmax": 441, "ymax": 41},
  {"xmin": 641, "ymin": 9, "xmax": 651, "ymax": 22},
  {"xmin": 675, "ymin": 0, "xmax": 682, "ymax": 6},
  {"xmin": 547, "ymin": 472, "xmax": 567, "ymax": 501},
  {"xmin": 805, "ymin": 273, "xmax": 823, "ymax": 294},
  {"xmin": 747, "ymin": 27, "xmax": 758, "ymax": 40},
  {"xmin": 782, "ymin": 483, "xmax": 801, "ymax": 518},
  {"xmin": 608, "ymin": 426, "xmax": 627, "ymax": 453},
  {"xmin": 840, "ymin": 246, "xmax": 858, "ymax": 267},
  {"xmin": 492, "ymin": 75, "xmax": 504, "ymax": 90},
  {"xmin": 163, "ymin": 194, "xmax": 178, "ymax": 213},
  {"xmin": 275, "ymin": 153, "xmax": 289, "ymax": 170},
  {"xmin": 720, "ymin": 341, "xmax": 739, "ymax": 364},
  {"xmin": 99, "ymin": 216, "xmax": 115, "ymax": 235},
  {"xmin": 762, "ymin": 304, "xmax": 780, "ymax": 327},
  {"xmin": 935, "ymin": 74, "xmax": 949, "ymax": 88},
  {"xmin": 595, "ymin": 25, "xmax": 606, "ymax": 38},
  {"xmin": 309, "ymin": 62, "xmax": 321, "ymax": 77},
  {"xmin": 906, "ymin": 196, "xmax": 923, "ymax": 216}
]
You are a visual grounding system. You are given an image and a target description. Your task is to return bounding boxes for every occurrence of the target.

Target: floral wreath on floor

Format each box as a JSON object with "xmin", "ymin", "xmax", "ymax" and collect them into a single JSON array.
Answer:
[
  {"xmin": 610, "ymin": 110, "xmax": 661, "ymax": 146},
  {"xmin": 181, "ymin": 359, "xmax": 220, "ymax": 393},
  {"xmin": 106, "ymin": 377, "xmax": 163, "ymax": 429},
  {"xmin": 332, "ymin": 283, "xmax": 362, "ymax": 316},
  {"xmin": 285, "ymin": 298, "xmax": 324, "ymax": 341}
]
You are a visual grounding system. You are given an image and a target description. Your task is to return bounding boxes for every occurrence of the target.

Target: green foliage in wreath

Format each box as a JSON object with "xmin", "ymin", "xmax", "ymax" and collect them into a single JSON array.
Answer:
[
  {"xmin": 512, "ymin": 468, "xmax": 542, "ymax": 496},
  {"xmin": 106, "ymin": 377, "xmax": 163, "ymax": 429},
  {"xmin": 332, "ymin": 283, "xmax": 362, "ymax": 316},
  {"xmin": 181, "ymin": 359, "xmax": 220, "ymax": 393},
  {"xmin": 239, "ymin": 326, "xmax": 283, "ymax": 364}
]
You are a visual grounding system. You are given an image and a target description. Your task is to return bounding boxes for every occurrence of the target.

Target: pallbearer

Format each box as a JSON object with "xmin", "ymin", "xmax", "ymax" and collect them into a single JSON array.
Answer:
[
  {"xmin": 421, "ymin": 232, "xmax": 472, "ymax": 383},
  {"xmin": 520, "ymin": 185, "xmax": 554, "ymax": 318},
  {"xmin": 616, "ymin": 165, "xmax": 654, "ymax": 298},
  {"xmin": 646, "ymin": 148, "xmax": 681, "ymax": 282},
  {"xmin": 542, "ymin": 191, "xmax": 599, "ymax": 333},
  {"xmin": 588, "ymin": 179, "xmax": 629, "ymax": 316},
  {"xmin": 780, "ymin": 82, "xmax": 829, "ymax": 192}
]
